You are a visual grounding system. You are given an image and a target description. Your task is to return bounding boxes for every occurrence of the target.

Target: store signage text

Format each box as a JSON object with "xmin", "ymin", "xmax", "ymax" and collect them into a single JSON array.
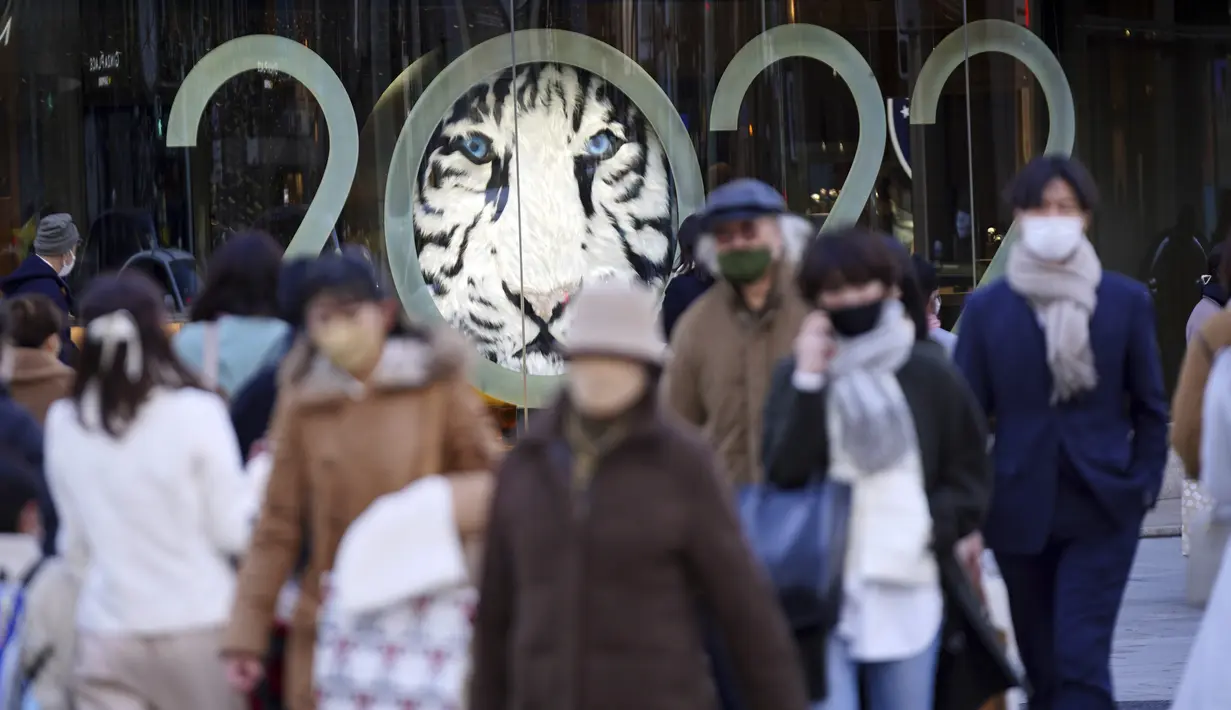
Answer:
[
  {"xmin": 87, "ymin": 51, "xmax": 122, "ymax": 74},
  {"xmin": 167, "ymin": 21, "xmax": 1075, "ymax": 405}
]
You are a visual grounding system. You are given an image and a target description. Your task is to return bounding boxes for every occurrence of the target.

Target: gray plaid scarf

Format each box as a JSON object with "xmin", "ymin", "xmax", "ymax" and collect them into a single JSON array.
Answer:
[{"xmin": 827, "ymin": 300, "xmax": 918, "ymax": 473}]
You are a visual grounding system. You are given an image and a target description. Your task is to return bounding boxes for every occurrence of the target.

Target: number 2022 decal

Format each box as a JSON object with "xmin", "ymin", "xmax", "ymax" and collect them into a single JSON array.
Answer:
[{"xmin": 168, "ymin": 21, "xmax": 1074, "ymax": 407}]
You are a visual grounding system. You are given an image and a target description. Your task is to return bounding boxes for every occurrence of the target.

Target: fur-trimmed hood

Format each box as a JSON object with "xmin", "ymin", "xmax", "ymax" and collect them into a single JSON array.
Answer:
[
  {"xmin": 281, "ymin": 327, "xmax": 471, "ymax": 406},
  {"xmin": 3, "ymin": 346, "xmax": 72, "ymax": 424}
]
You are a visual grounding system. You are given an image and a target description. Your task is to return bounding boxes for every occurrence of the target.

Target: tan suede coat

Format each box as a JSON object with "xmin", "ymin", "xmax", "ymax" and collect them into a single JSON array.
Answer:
[
  {"xmin": 661, "ymin": 260, "xmax": 808, "ymax": 487},
  {"xmin": 223, "ymin": 330, "xmax": 503, "ymax": 710},
  {"xmin": 7, "ymin": 347, "xmax": 73, "ymax": 424}
]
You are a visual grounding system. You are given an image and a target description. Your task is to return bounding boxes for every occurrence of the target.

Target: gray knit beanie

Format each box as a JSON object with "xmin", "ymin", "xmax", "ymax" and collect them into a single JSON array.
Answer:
[{"xmin": 33, "ymin": 214, "xmax": 80, "ymax": 256}]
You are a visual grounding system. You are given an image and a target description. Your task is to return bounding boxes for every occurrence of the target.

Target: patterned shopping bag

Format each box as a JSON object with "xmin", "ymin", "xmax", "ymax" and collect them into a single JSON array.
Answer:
[{"xmin": 314, "ymin": 576, "xmax": 476, "ymax": 710}]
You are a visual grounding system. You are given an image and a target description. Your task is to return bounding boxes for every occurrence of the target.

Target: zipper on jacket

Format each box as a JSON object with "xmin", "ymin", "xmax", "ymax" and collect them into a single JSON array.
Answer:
[
  {"xmin": 568, "ymin": 449, "xmax": 597, "ymax": 710},
  {"xmin": 561, "ymin": 474, "xmax": 592, "ymax": 710},
  {"xmin": 571, "ymin": 478, "xmax": 592, "ymax": 521},
  {"xmin": 570, "ymin": 448, "xmax": 595, "ymax": 522}
]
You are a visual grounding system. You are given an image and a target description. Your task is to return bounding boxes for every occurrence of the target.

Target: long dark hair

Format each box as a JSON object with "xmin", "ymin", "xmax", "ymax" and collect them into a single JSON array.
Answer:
[
  {"xmin": 190, "ymin": 231, "xmax": 283, "ymax": 323},
  {"xmin": 74, "ymin": 272, "xmax": 202, "ymax": 436}
]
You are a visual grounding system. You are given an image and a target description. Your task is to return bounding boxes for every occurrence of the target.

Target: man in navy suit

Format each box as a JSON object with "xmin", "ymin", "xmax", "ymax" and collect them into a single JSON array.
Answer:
[
  {"xmin": 955, "ymin": 156, "xmax": 1167, "ymax": 710},
  {"xmin": 0, "ymin": 213, "xmax": 80, "ymax": 364}
]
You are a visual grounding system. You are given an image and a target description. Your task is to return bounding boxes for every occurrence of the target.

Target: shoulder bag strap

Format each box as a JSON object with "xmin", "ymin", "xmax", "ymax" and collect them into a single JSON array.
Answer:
[{"xmin": 202, "ymin": 321, "xmax": 221, "ymax": 392}]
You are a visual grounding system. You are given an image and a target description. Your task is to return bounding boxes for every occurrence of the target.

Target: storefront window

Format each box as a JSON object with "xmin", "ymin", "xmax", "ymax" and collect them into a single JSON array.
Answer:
[{"xmin": 2, "ymin": 0, "xmax": 1219, "ymax": 408}]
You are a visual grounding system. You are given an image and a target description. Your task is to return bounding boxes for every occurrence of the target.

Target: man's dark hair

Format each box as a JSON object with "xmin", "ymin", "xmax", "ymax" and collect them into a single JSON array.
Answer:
[
  {"xmin": 3, "ymin": 294, "xmax": 66, "ymax": 348},
  {"xmin": 796, "ymin": 227, "xmax": 901, "ymax": 304},
  {"xmin": 1006, "ymin": 155, "xmax": 1100, "ymax": 212},
  {"xmin": 0, "ymin": 449, "xmax": 39, "ymax": 534}
]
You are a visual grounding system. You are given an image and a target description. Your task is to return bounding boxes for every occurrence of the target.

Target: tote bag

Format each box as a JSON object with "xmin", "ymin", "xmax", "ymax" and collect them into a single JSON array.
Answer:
[
  {"xmin": 736, "ymin": 480, "xmax": 851, "ymax": 632},
  {"xmin": 314, "ymin": 478, "xmax": 474, "ymax": 710}
]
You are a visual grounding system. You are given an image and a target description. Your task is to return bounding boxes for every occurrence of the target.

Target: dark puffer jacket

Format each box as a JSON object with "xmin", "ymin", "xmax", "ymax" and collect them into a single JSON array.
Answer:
[{"xmin": 0, "ymin": 393, "xmax": 55, "ymax": 555}]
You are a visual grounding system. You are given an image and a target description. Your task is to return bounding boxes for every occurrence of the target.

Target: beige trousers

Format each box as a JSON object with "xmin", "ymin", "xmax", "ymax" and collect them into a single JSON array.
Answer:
[{"xmin": 73, "ymin": 627, "xmax": 245, "ymax": 710}]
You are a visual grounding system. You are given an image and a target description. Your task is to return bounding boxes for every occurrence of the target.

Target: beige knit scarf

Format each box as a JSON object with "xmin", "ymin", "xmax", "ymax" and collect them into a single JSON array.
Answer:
[{"xmin": 1006, "ymin": 238, "xmax": 1102, "ymax": 403}]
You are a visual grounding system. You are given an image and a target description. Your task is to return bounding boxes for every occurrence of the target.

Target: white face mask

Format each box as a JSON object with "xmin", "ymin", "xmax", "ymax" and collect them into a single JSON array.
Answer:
[
  {"xmin": 58, "ymin": 253, "xmax": 75, "ymax": 278},
  {"xmin": 1019, "ymin": 215, "xmax": 1085, "ymax": 262}
]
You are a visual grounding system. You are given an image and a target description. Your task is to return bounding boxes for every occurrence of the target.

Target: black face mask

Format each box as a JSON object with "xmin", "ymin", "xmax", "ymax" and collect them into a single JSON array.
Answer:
[{"xmin": 827, "ymin": 301, "xmax": 883, "ymax": 337}]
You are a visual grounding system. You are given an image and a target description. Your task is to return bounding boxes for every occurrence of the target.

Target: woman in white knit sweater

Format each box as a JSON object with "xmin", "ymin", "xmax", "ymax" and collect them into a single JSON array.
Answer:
[{"xmin": 44, "ymin": 272, "xmax": 256, "ymax": 710}]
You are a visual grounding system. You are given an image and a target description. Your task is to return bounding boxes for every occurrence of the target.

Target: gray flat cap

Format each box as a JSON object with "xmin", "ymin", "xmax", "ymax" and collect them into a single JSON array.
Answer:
[{"xmin": 33, "ymin": 214, "xmax": 81, "ymax": 256}]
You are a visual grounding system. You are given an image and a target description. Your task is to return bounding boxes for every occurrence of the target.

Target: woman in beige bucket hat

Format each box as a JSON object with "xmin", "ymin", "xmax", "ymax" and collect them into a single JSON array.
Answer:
[{"xmin": 470, "ymin": 280, "xmax": 808, "ymax": 710}]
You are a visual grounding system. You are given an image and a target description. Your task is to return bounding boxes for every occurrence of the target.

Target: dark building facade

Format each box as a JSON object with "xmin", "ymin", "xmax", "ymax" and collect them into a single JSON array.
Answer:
[{"xmin": 0, "ymin": 0, "xmax": 1225, "ymax": 405}]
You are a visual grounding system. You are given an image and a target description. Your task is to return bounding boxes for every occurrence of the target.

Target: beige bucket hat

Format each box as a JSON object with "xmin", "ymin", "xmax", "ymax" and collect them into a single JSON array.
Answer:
[{"xmin": 563, "ymin": 281, "xmax": 666, "ymax": 365}]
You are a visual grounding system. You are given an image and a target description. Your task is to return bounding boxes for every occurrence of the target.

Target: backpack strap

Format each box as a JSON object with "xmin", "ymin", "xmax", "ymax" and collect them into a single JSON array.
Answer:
[
  {"xmin": 10, "ymin": 557, "xmax": 52, "ymax": 685},
  {"xmin": 18, "ymin": 557, "xmax": 46, "ymax": 591},
  {"xmin": 0, "ymin": 557, "xmax": 47, "ymax": 645}
]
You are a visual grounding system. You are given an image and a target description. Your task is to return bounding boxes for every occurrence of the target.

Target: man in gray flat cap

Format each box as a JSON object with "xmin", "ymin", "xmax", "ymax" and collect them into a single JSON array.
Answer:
[{"xmin": 1, "ymin": 213, "xmax": 81, "ymax": 363}]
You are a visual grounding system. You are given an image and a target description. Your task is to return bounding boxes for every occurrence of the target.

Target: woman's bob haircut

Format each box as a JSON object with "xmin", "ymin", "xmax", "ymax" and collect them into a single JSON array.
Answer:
[{"xmin": 796, "ymin": 227, "xmax": 902, "ymax": 305}]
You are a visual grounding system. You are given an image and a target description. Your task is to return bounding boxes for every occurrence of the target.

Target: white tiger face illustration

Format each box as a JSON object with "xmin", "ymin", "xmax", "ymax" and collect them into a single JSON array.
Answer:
[{"xmin": 414, "ymin": 63, "xmax": 675, "ymax": 376}]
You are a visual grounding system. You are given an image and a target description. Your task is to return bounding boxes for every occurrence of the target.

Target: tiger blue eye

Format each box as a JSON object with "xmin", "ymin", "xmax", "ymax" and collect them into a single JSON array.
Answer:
[
  {"xmin": 463, "ymin": 135, "xmax": 491, "ymax": 160},
  {"xmin": 586, "ymin": 132, "xmax": 613, "ymax": 156}
]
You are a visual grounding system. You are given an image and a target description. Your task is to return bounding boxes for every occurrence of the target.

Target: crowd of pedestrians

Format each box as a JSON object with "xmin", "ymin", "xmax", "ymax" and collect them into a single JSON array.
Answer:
[{"xmin": 4, "ymin": 152, "xmax": 1228, "ymax": 710}]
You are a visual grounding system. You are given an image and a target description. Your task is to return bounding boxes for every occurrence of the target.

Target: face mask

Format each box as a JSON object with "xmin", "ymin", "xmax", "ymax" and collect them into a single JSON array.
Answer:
[
  {"xmin": 827, "ymin": 301, "xmax": 884, "ymax": 338},
  {"xmin": 1019, "ymin": 215, "xmax": 1085, "ymax": 262},
  {"xmin": 313, "ymin": 310, "xmax": 386, "ymax": 376},
  {"xmin": 716, "ymin": 247, "xmax": 773, "ymax": 284},
  {"xmin": 567, "ymin": 359, "xmax": 648, "ymax": 419},
  {"xmin": 58, "ymin": 254, "xmax": 75, "ymax": 278}
]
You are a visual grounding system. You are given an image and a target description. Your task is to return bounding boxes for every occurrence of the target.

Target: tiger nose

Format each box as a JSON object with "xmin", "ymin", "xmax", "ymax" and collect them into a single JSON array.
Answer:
[{"xmin": 509, "ymin": 284, "xmax": 579, "ymax": 322}]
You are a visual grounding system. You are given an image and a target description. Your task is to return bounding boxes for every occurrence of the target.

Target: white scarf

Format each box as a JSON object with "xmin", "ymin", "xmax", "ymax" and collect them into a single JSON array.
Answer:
[
  {"xmin": 827, "ymin": 300, "xmax": 918, "ymax": 473},
  {"xmin": 1006, "ymin": 238, "xmax": 1102, "ymax": 403}
]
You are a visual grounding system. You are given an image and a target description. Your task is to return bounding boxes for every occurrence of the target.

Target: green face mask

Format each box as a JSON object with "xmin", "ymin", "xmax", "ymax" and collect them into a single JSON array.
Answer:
[{"xmin": 716, "ymin": 247, "xmax": 773, "ymax": 284}]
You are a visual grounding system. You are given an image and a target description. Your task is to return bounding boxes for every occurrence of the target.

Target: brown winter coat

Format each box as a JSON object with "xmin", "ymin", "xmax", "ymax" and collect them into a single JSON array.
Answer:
[
  {"xmin": 1172, "ymin": 308, "xmax": 1231, "ymax": 478},
  {"xmin": 223, "ymin": 330, "xmax": 503, "ymax": 710},
  {"xmin": 7, "ymin": 347, "xmax": 73, "ymax": 424},
  {"xmin": 470, "ymin": 394, "xmax": 809, "ymax": 710},
  {"xmin": 662, "ymin": 259, "xmax": 808, "ymax": 487}
]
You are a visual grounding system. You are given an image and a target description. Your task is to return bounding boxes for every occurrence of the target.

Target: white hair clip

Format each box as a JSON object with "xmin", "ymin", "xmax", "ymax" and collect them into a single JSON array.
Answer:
[{"xmin": 87, "ymin": 310, "xmax": 143, "ymax": 383}]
